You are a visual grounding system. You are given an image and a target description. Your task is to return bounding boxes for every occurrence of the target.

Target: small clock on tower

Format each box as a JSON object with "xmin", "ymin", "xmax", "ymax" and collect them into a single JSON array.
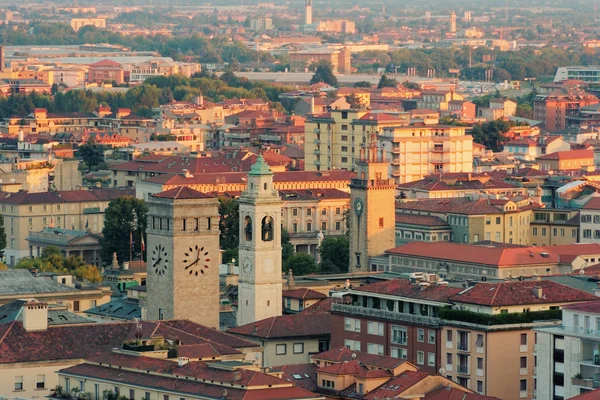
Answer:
[{"xmin": 354, "ymin": 197, "xmax": 364, "ymax": 216}]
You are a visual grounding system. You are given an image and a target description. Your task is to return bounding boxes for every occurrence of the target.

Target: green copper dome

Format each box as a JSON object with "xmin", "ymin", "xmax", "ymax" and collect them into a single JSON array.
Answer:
[{"xmin": 249, "ymin": 154, "xmax": 272, "ymax": 176}]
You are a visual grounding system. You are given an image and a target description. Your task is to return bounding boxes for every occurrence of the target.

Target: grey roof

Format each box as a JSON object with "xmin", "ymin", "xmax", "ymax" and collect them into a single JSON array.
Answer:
[
  {"xmin": 0, "ymin": 270, "xmax": 80, "ymax": 296},
  {"xmin": 85, "ymin": 298, "xmax": 141, "ymax": 320},
  {"xmin": 0, "ymin": 300, "xmax": 95, "ymax": 326},
  {"xmin": 447, "ymin": 275, "xmax": 600, "ymax": 295}
]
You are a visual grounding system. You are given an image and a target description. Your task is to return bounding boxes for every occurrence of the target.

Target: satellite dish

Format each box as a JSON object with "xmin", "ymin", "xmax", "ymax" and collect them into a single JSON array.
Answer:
[{"xmin": 439, "ymin": 367, "xmax": 446, "ymax": 375}]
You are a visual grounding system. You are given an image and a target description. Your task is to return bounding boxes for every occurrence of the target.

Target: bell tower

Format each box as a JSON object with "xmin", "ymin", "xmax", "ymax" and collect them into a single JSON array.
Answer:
[
  {"xmin": 146, "ymin": 187, "xmax": 220, "ymax": 328},
  {"xmin": 237, "ymin": 154, "xmax": 283, "ymax": 326},
  {"xmin": 349, "ymin": 134, "xmax": 396, "ymax": 272}
]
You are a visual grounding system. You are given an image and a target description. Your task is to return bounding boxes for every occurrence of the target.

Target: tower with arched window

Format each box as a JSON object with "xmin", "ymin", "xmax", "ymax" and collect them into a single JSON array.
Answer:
[{"xmin": 237, "ymin": 154, "xmax": 283, "ymax": 326}]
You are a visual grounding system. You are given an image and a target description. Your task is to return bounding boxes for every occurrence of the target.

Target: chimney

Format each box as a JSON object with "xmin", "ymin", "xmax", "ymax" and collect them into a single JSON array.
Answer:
[
  {"xmin": 182, "ymin": 169, "xmax": 193, "ymax": 178},
  {"xmin": 532, "ymin": 286, "xmax": 543, "ymax": 299},
  {"xmin": 22, "ymin": 301, "xmax": 48, "ymax": 332},
  {"xmin": 233, "ymin": 371, "xmax": 242, "ymax": 383},
  {"xmin": 122, "ymin": 262, "xmax": 130, "ymax": 270},
  {"xmin": 227, "ymin": 260, "xmax": 235, "ymax": 275},
  {"xmin": 178, "ymin": 357, "xmax": 189, "ymax": 367},
  {"xmin": 309, "ymin": 96, "xmax": 315, "ymax": 115}
]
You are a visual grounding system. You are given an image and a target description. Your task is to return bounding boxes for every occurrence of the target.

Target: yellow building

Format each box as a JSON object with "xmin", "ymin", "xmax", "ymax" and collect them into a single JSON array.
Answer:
[
  {"xmin": 289, "ymin": 47, "xmax": 351, "ymax": 74},
  {"xmin": 0, "ymin": 188, "xmax": 134, "ymax": 265},
  {"xmin": 441, "ymin": 280, "xmax": 596, "ymax": 400},
  {"xmin": 380, "ymin": 124, "xmax": 473, "ymax": 184},
  {"xmin": 304, "ymin": 110, "xmax": 409, "ymax": 171},
  {"xmin": 530, "ymin": 208, "xmax": 579, "ymax": 246},
  {"xmin": 396, "ymin": 197, "xmax": 535, "ymax": 245},
  {"xmin": 417, "ymin": 90, "xmax": 464, "ymax": 111}
]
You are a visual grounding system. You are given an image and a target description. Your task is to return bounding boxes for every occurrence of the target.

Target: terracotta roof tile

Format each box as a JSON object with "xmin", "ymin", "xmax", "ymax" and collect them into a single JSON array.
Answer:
[
  {"xmin": 228, "ymin": 313, "xmax": 330, "ymax": 339},
  {"xmin": 283, "ymin": 288, "xmax": 327, "ymax": 301},
  {"xmin": 152, "ymin": 186, "xmax": 215, "ymax": 200},
  {"xmin": 270, "ymin": 363, "xmax": 318, "ymax": 392},
  {"xmin": 395, "ymin": 214, "xmax": 449, "ymax": 227},
  {"xmin": 312, "ymin": 347, "xmax": 410, "ymax": 370},
  {"xmin": 563, "ymin": 300, "xmax": 600, "ymax": 313},
  {"xmin": 354, "ymin": 279, "xmax": 461, "ymax": 303},
  {"xmin": 396, "ymin": 198, "xmax": 508, "ymax": 215},
  {"xmin": 582, "ymin": 196, "xmax": 600, "ymax": 210},
  {"xmin": 424, "ymin": 387, "xmax": 501, "ymax": 400},
  {"xmin": 363, "ymin": 371, "xmax": 430, "ymax": 400},
  {"xmin": 450, "ymin": 280, "xmax": 597, "ymax": 306},
  {"xmin": 537, "ymin": 149, "xmax": 594, "ymax": 161}
]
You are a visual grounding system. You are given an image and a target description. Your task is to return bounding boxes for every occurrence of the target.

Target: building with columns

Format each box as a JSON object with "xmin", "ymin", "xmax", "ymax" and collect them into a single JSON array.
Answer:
[
  {"xmin": 237, "ymin": 155, "xmax": 283, "ymax": 326},
  {"xmin": 146, "ymin": 186, "xmax": 221, "ymax": 328},
  {"xmin": 348, "ymin": 136, "xmax": 396, "ymax": 272}
]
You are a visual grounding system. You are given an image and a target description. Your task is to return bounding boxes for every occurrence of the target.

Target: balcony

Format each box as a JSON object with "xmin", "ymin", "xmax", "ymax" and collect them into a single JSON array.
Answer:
[
  {"xmin": 457, "ymin": 342, "xmax": 469, "ymax": 352},
  {"xmin": 314, "ymin": 128, "xmax": 321, "ymax": 134},
  {"xmin": 392, "ymin": 148, "xmax": 401, "ymax": 154},
  {"xmin": 391, "ymin": 159, "xmax": 401, "ymax": 166},
  {"xmin": 392, "ymin": 170, "xmax": 401, "ymax": 177},
  {"xmin": 314, "ymin": 150, "xmax": 320, "ymax": 155},
  {"xmin": 457, "ymin": 364, "xmax": 469, "ymax": 374},
  {"xmin": 350, "ymin": 178, "xmax": 395, "ymax": 189},
  {"xmin": 314, "ymin": 139, "xmax": 320, "ymax": 145},
  {"xmin": 313, "ymin": 161, "xmax": 321, "ymax": 166},
  {"xmin": 331, "ymin": 303, "xmax": 441, "ymax": 327},
  {"xmin": 572, "ymin": 377, "xmax": 600, "ymax": 389}
]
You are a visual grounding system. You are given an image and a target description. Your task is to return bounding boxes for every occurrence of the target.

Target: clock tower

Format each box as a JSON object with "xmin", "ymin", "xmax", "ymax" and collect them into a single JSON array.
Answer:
[
  {"xmin": 349, "ymin": 134, "xmax": 396, "ymax": 272},
  {"xmin": 237, "ymin": 154, "xmax": 283, "ymax": 326},
  {"xmin": 146, "ymin": 186, "xmax": 220, "ymax": 328}
]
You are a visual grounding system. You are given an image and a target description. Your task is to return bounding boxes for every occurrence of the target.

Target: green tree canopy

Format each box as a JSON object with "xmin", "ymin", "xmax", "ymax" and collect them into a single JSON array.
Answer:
[
  {"xmin": 377, "ymin": 74, "xmax": 397, "ymax": 89},
  {"xmin": 310, "ymin": 62, "xmax": 338, "ymax": 87},
  {"xmin": 319, "ymin": 237, "xmax": 349, "ymax": 274},
  {"xmin": 77, "ymin": 143, "xmax": 104, "ymax": 172},
  {"xmin": 285, "ymin": 253, "xmax": 318, "ymax": 276},
  {"xmin": 218, "ymin": 197, "xmax": 239, "ymax": 263},
  {"xmin": 0, "ymin": 214, "xmax": 6, "ymax": 259},
  {"xmin": 14, "ymin": 245, "xmax": 102, "ymax": 282},
  {"xmin": 100, "ymin": 197, "xmax": 148, "ymax": 265}
]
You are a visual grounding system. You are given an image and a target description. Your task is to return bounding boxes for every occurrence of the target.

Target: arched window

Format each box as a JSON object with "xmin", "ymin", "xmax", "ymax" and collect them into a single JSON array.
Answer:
[
  {"xmin": 261, "ymin": 216, "xmax": 274, "ymax": 241},
  {"xmin": 264, "ymin": 183, "xmax": 267, "ymax": 190},
  {"xmin": 244, "ymin": 216, "xmax": 252, "ymax": 241}
]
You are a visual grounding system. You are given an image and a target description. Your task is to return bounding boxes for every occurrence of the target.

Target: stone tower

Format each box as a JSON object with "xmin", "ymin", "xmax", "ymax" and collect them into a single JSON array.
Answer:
[
  {"xmin": 305, "ymin": 0, "xmax": 313, "ymax": 25},
  {"xmin": 146, "ymin": 186, "xmax": 220, "ymax": 328},
  {"xmin": 237, "ymin": 154, "xmax": 283, "ymax": 326},
  {"xmin": 450, "ymin": 11, "xmax": 457, "ymax": 33},
  {"xmin": 349, "ymin": 134, "xmax": 396, "ymax": 272}
]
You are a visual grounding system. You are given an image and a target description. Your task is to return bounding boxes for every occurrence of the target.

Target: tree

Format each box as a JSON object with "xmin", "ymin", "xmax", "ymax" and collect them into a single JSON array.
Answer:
[
  {"xmin": 345, "ymin": 93, "xmax": 362, "ymax": 109},
  {"xmin": 285, "ymin": 253, "xmax": 317, "ymax": 276},
  {"xmin": 281, "ymin": 228, "xmax": 294, "ymax": 266},
  {"xmin": 0, "ymin": 214, "xmax": 6, "ymax": 259},
  {"xmin": 77, "ymin": 143, "xmax": 104, "ymax": 172},
  {"xmin": 218, "ymin": 197, "xmax": 239, "ymax": 263},
  {"xmin": 318, "ymin": 237, "xmax": 349, "ymax": 274},
  {"xmin": 354, "ymin": 81, "xmax": 372, "ymax": 88},
  {"xmin": 377, "ymin": 74, "xmax": 397, "ymax": 89},
  {"xmin": 100, "ymin": 197, "xmax": 148, "ymax": 265},
  {"xmin": 310, "ymin": 62, "xmax": 338, "ymax": 87},
  {"xmin": 470, "ymin": 119, "xmax": 512, "ymax": 152}
]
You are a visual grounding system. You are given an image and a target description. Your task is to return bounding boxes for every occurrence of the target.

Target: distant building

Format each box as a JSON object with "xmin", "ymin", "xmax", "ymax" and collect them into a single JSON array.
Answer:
[
  {"xmin": 305, "ymin": 0, "xmax": 313, "ymax": 25},
  {"xmin": 534, "ymin": 86, "xmax": 599, "ymax": 132},
  {"xmin": 317, "ymin": 19, "xmax": 356, "ymax": 34},
  {"xmin": 289, "ymin": 47, "xmax": 351, "ymax": 74},
  {"xmin": 88, "ymin": 59, "xmax": 125, "ymax": 84},
  {"xmin": 554, "ymin": 66, "xmax": 600, "ymax": 84},
  {"xmin": 450, "ymin": 11, "xmax": 457, "ymax": 33},
  {"xmin": 70, "ymin": 18, "xmax": 106, "ymax": 32},
  {"xmin": 250, "ymin": 16, "xmax": 273, "ymax": 31}
]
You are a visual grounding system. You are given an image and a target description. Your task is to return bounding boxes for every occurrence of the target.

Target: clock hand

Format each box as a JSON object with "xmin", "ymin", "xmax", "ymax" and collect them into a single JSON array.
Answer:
[
  {"xmin": 185, "ymin": 259, "xmax": 200, "ymax": 269},
  {"xmin": 154, "ymin": 258, "xmax": 162, "ymax": 267}
]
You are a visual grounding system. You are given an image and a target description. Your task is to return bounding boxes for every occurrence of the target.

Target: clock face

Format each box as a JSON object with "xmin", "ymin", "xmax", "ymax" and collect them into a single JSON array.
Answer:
[
  {"xmin": 151, "ymin": 244, "xmax": 169, "ymax": 276},
  {"xmin": 242, "ymin": 259, "xmax": 253, "ymax": 275},
  {"xmin": 354, "ymin": 198, "xmax": 364, "ymax": 216},
  {"xmin": 183, "ymin": 245, "xmax": 211, "ymax": 277}
]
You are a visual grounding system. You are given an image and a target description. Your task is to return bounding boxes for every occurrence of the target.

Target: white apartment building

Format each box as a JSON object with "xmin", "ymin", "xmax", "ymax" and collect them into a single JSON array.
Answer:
[
  {"xmin": 535, "ymin": 300, "xmax": 600, "ymax": 400},
  {"xmin": 580, "ymin": 196, "xmax": 600, "ymax": 243},
  {"xmin": 379, "ymin": 124, "xmax": 473, "ymax": 184}
]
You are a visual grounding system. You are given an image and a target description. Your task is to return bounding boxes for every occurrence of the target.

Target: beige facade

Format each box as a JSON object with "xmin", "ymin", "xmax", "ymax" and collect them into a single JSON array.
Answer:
[
  {"xmin": 380, "ymin": 125, "xmax": 473, "ymax": 184},
  {"xmin": 145, "ymin": 188, "xmax": 221, "ymax": 329},
  {"xmin": 530, "ymin": 209, "xmax": 579, "ymax": 246},
  {"xmin": 70, "ymin": 18, "xmax": 106, "ymax": 31},
  {"xmin": 304, "ymin": 109, "xmax": 409, "ymax": 171},
  {"xmin": 0, "ymin": 188, "xmax": 133, "ymax": 266},
  {"xmin": 349, "ymin": 146, "xmax": 396, "ymax": 272},
  {"xmin": 0, "ymin": 359, "xmax": 79, "ymax": 398},
  {"xmin": 417, "ymin": 91, "xmax": 464, "ymax": 111}
]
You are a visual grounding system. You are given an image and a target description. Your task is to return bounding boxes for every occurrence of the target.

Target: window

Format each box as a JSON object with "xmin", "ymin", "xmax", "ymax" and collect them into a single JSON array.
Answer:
[
  {"xmin": 428, "ymin": 330, "xmax": 436, "ymax": 344},
  {"xmin": 336, "ymin": 221, "xmax": 341, "ymax": 230},
  {"xmin": 582, "ymin": 214, "xmax": 592, "ymax": 223},
  {"xmin": 447, "ymin": 353, "xmax": 453, "ymax": 366},
  {"xmin": 336, "ymin": 207, "xmax": 341, "ymax": 215},
  {"xmin": 477, "ymin": 357, "xmax": 483, "ymax": 370},
  {"xmin": 476, "ymin": 334, "xmax": 483, "ymax": 348},
  {"xmin": 477, "ymin": 380, "xmax": 483, "ymax": 393},
  {"xmin": 532, "ymin": 227, "xmax": 538, "ymax": 236},
  {"xmin": 391, "ymin": 325, "xmax": 407, "ymax": 345},
  {"xmin": 520, "ymin": 379, "xmax": 527, "ymax": 391},
  {"xmin": 584, "ymin": 229, "xmax": 593, "ymax": 238},
  {"xmin": 345, "ymin": 317, "xmax": 361, "ymax": 332},
  {"xmin": 182, "ymin": 219, "xmax": 186, "ymax": 231},
  {"xmin": 145, "ymin": 393, "xmax": 150, "ymax": 400},
  {"xmin": 341, "ymin": 124, "xmax": 348, "ymax": 130},
  {"xmin": 391, "ymin": 347, "xmax": 407, "ymax": 359},
  {"xmin": 520, "ymin": 333, "xmax": 527, "ymax": 346},
  {"xmin": 73, "ymin": 301, "xmax": 80, "ymax": 312},
  {"xmin": 485, "ymin": 217, "xmax": 491, "ymax": 225},
  {"xmin": 276, "ymin": 344, "xmax": 287, "ymax": 355},
  {"xmin": 446, "ymin": 330, "xmax": 453, "ymax": 343},
  {"xmin": 520, "ymin": 356, "xmax": 527, "ymax": 368},
  {"xmin": 14, "ymin": 376, "xmax": 23, "ymax": 391},
  {"xmin": 344, "ymin": 339, "xmax": 361, "ymax": 351},
  {"xmin": 341, "ymin": 135, "xmax": 348, "ymax": 141},
  {"xmin": 496, "ymin": 217, "xmax": 501, "ymax": 224},
  {"xmin": 417, "ymin": 328, "xmax": 425, "ymax": 342},
  {"xmin": 341, "ymin": 146, "xmax": 348, "ymax": 152},
  {"xmin": 417, "ymin": 351, "xmax": 425, "ymax": 365},
  {"xmin": 428, "ymin": 352, "xmax": 436, "ymax": 366},
  {"xmin": 292, "ymin": 223, "xmax": 298, "ymax": 233},
  {"xmin": 158, "ymin": 308, "xmax": 164, "ymax": 320},
  {"xmin": 164, "ymin": 396, "xmax": 169, "ymax": 400},
  {"xmin": 130, "ymin": 390, "xmax": 135, "ymax": 399},
  {"xmin": 307, "ymin": 208, "xmax": 312, "ymax": 216},
  {"xmin": 307, "ymin": 222, "xmax": 312, "ymax": 232},
  {"xmin": 367, "ymin": 343, "xmax": 384, "ymax": 355},
  {"xmin": 367, "ymin": 321, "xmax": 384, "ymax": 336},
  {"xmin": 321, "ymin": 208, "xmax": 327, "ymax": 216},
  {"xmin": 36, "ymin": 374, "xmax": 45, "ymax": 389},
  {"xmin": 341, "ymin": 156, "xmax": 348, "ymax": 163},
  {"xmin": 321, "ymin": 221, "xmax": 327, "ymax": 231},
  {"xmin": 379, "ymin": 218, "xmax": 384, "ymax": 228},
  {"xmin": 293, "ymin": 208, "xmax": 298, "ymax": 216},
  {"xmin": 293, "ymin": 343, "xmax": 304, "ymax": 354}
]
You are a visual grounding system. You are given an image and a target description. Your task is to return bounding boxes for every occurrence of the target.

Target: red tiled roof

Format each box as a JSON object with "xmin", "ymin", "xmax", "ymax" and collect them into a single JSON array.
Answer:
[
  {"xmin": 566, "ymin": 388, "xmax": 600, "ymax": 400},
  {"xmin": 283, "ymin": 288, "xmax": 327, "ymax": 301},
  {"xmin": 386, "ymin": 242, "xmax": 562, "ymax": 267},
  {"xmin": 582, "ymin": 196, "xmax": 600, "ymax": 210},
  {"xmin": 537, "ymin": 149, "xmax": 594, "ymax": 161},
  {"xmin": 358, "ymin": 112, "xmax": 399, "ymax": 122},
  {"xmin": 363, "ymin": 371, "xmax": 430, "ymax": 400},
  {"xmin": 280, "ymin": 188, "xmax": 350, "ymax": 201},
  {"xmin": 152, "ymin": 186, "xmax": 215, "ymax": 200},
  {"xmin": 0, "ymin": 188, "xmax": 135, "ymax": 205},
  {"xmin": 299, "ymin": 298, "xmax": 334, "ymax": 315},
  {"xmin": 396, "ymin": 198, "xmax": 510, "ymax": 215},
  {"xmin": 450, "ymin": 280, "xmax": 597, "ymax": 307},
  {"xmin": 424, "ymin": 387, "xmax": 501, "ymax": 400},
  {"xmin": 228, "ymin": 313, "xmax": 330, "ymax": 339},
  {"xmin": 395, "ymin": 213, "xmax": 449, "ymax": 227},
  {"xmin": 312, "ymin": 347, "xmax": 409, "ymax": 370},
  {"xmin": 563, "ymin": 300, "xmax": 600, "ymax": 313},
  {"xmin": 270, "ymin": 363, "xmax": 318, "ymax": 392},
  {"xmin": 354, "ymin": 279, "xmax": 461, "ymax": 303}
]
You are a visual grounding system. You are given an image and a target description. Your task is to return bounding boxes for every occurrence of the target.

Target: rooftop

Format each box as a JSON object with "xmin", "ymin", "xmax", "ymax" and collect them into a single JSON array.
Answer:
[
  {"xmin": 228, "ymin": 313, "xmax": 330, "ymax": 339},
  {"xmin": 353, "ymin": 279, "xmax": 462, "ymax": 303}
]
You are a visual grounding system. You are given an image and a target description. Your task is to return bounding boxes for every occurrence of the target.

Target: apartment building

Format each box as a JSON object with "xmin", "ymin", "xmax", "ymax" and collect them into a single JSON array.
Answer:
[
  {"xmin": 289, "ymin": 47, "xmax": 351, "ymax": 74},
  {"xmin": 530, "ymin": 208, "xmax": 580, "ymax": 246},
  {"xmin": 537, "ymin": 149, "xmax": 595, "ymax": 172},
  {"xmin": 88, "ymin": 59, "xmax": 125, "ymax": 84},
  {"xmin": 0, "ymin": 187, "xmax": 134, "ymax": 265},
  {"xmin": 504, "ymin": 136, "xmax": 570, "ymax": 158},
  {"xmin": 535, "ymin": 300, "xmax": 600, "ymax": 400},
  {"xmin": 417, "ymin": 90, "xmax": 464, "ymax": 111},
  {"xmin": 379, "ymin": 125, "xmax": 473, "ymax": 184},
  {"xmin": 395, "ymin": 197, "xmax": 535, "ymax": 245},
  {"xmin": 533, "ymin": 86, "xmax": 599, "ymax": 133},
  {"xmin": 330, "ymin": 279, "xmax": 462, "ymax": 375},
  {"xmin": 304, "ymin": 109, "xmax": 419, "ymax": 172},
  {"xmin": 579, "ymin": 196, "xmax": 600, "ymax": 244},
  {"xmin": 70, "ymin": 18, "xmax": 106, "ymax": 32},
  {"xmin": 442, "ymin": 280, "xmax": 595, "ymax": 400}
]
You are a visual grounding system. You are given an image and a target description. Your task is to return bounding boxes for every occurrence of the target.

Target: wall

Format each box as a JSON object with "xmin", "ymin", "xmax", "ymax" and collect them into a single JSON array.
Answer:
[
  {"xmin": 263, "ymin": 337, "xmax": 322, "ymax": 367},
  {"xmin": 0, "ymin": 360, "xmax": 79, "ymax": 399}
]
